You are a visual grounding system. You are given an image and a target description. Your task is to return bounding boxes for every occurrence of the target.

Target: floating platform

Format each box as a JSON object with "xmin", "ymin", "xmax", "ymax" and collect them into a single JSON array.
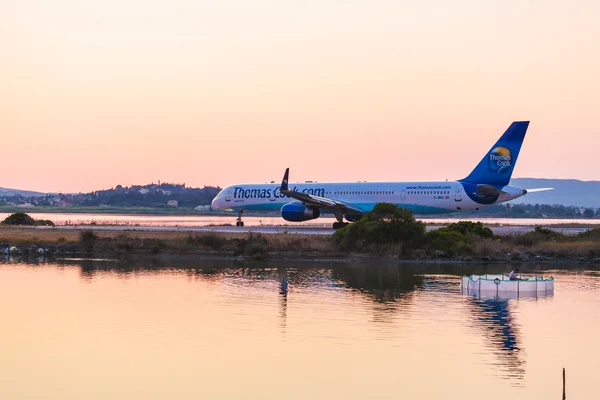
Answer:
[{"xmin": 461, "ymin": 274, "xmax": 554, "ymax": 299}]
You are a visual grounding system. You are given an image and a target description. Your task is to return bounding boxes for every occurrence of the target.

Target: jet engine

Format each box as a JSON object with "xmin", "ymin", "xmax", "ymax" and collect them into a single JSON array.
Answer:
[{"xmin": 281, "ymin": 203, "xmax": 321, "ymax": 222}]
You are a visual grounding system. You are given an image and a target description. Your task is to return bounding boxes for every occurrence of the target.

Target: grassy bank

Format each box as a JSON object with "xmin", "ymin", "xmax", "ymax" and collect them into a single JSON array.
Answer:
[{"xmin": 0, "ymin": 226, "xmax": 599, "ymax": 263}]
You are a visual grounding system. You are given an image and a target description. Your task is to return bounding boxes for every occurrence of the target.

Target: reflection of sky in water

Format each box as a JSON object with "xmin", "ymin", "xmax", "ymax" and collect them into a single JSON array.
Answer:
[{"xmin": 0, "ymin": 261, "xmax": 598, "ymax": 400}]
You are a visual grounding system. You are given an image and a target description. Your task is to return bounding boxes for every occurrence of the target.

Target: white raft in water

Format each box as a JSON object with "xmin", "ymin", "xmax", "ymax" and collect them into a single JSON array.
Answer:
[{"xmin": 461, "ymin": 274, "xmax": 554, "ymax": 299}]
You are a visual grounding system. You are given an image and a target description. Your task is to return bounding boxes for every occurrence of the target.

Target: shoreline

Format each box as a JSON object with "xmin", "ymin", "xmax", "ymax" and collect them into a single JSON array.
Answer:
[
  {"xmin": 0, "ymin": 207, "xmax": 598, "ymax": 225},
  {"xmin": 1, "ymin": 227, "xmax": 598, "ymax": 264}
]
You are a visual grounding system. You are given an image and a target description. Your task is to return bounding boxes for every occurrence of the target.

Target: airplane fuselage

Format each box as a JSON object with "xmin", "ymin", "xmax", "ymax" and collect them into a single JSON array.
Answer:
[{"xmin": 212, "ymin": 180, "xmax": 526, "ymax": 216}]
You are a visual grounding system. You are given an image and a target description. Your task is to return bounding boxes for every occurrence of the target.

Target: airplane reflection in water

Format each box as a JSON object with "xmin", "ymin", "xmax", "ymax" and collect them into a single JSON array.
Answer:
[
  {"xmin": 465, "ymin": 296, "xmax": 526, "ymax": 383},
  {"xmin": 55, "ymin": 259, "xmax": 553, "ymax": 382}
]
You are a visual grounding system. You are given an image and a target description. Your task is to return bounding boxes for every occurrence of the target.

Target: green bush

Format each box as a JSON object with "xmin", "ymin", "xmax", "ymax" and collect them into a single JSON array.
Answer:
[
  {"xmin": 533, "ymin": 226, "xmax": 565, "ymax": 240},
  {"xmin": 425, "ymin": 229, "xmax": 472, "ymax": 256},
  {"xmin": 332, "ymin": 203, "xmax": 426, "ymax": 254},
  {"xmin": 244, "ymin": 233, "xmax": 269, "ymax": 259},
  {"xmin": 79, "ymin": 230, "xmax": 98, "ymax": 253},
  {"xmin": 2, "ymin": 213, "xmax": 36, "ymax": 226},
  {"xmin": 573, "ymin": 227, "xmax": 600, "ymax": 242},
  {"xmin": 115, "ymin": 233, "xmax": 134, "ymax": 251},
  {"xmin": 506, "ymin": 226, "xmax": 566, "ymax": 247},
  {"xmin": 441, "ymin": 221, "xmax": 494, "ymax": 239},
  {"xmin": 1, "ymin": 213, "xmax": 55, "ymax": 227},
  {"xmin": 34, "ymin": 219, "xmax": 55, "ymax": 227},
  {"xmin": 196, "ymin": 233, "xmax": 227, "ymax": 250}
]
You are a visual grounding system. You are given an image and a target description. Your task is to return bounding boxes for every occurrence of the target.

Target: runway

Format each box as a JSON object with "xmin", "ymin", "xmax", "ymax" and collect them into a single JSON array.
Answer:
[{"xmin": 31, "ymin": 224, "xmax": 593, "ymax": 236}]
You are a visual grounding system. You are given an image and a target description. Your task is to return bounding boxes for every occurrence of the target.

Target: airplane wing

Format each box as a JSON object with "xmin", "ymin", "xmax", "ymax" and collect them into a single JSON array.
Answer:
[{"xmin": 279, "ymin": 168, "xmax": 364, "ymax": 215}]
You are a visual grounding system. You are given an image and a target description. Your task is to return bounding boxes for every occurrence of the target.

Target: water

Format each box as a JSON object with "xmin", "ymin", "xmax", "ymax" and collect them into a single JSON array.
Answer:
[
  {"xmin": 1, "ymin": 260, "xmax": 599, "ymax": 399},
  {"xmin": 0, "ymin": 212, "xmax": 597, "ymax": 228}
]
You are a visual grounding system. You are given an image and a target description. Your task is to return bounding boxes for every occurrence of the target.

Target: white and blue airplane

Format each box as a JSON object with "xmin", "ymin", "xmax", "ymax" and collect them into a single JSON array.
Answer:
[{"xmin": 212, "ymin": 121, "xmax": 551, "ymax": 229}]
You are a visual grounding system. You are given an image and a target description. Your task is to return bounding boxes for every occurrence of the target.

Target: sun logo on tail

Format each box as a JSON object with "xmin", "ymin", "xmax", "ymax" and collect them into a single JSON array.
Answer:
[{"xmin": 488, "ymin": 146, "xmax": 512, "ymax": 174}]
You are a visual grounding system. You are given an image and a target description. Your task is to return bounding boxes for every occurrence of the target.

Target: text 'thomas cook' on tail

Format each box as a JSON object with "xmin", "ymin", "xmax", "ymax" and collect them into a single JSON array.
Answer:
[{"xmin": 461, "ymin": 121, "xmax": 529, "ymax": 187}]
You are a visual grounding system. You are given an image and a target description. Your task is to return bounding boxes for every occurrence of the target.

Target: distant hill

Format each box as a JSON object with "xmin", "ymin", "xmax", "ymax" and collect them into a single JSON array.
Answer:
[
  {"xmin": 509, "ymin": 178, "xmax": 600, "ymax": 208},
  {"xmin": 1, "ymin": 179, "xmax": 598, "ymax": 208},
  {"xmin": 0, "ymin": 187, "xmax": 45, "ymax": 197}
]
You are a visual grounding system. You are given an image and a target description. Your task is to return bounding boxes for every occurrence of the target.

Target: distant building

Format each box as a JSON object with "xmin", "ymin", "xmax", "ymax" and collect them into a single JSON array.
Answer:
[
  {"xmin": 194, "ymin": 205, "xmax": 212, "ymax": 211},
  {"xmin": 167, "ymin": 200, "xmax": 178, "ymax": 208},
  {"xmin": 139, "ymin": 189, "xmax": 149, "ymax": 194}
]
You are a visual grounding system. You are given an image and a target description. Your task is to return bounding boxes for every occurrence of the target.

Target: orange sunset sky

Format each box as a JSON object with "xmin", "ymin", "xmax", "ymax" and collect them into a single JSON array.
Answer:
[{"xmin": 3, "ymin": 0, "xmax": 599, "ymax": 193}]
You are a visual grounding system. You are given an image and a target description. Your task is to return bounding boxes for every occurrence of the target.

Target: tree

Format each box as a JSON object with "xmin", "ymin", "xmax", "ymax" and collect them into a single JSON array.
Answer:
[{"xmin": 583, "ymin": 208, "xmax": 595, "ymax": 218}]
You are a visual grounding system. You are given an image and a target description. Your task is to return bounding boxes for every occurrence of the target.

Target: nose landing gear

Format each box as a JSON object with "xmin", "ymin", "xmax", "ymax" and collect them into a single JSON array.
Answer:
[{"xmin": 236, "ymin": 210, "xmax": 244, "ymax": 227}]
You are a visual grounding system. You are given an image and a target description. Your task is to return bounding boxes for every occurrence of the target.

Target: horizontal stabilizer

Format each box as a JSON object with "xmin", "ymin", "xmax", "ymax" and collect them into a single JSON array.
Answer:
[{"xmin": 524, "ymin": 188, "xmax": 554, "ymax": 194}]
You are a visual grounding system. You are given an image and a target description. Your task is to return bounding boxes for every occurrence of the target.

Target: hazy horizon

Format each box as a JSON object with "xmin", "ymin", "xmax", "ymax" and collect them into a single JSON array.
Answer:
[
  {"xmin": 3, "ymin": 177, "xmax": 600, "ymax": 196},
  {"xmin": 4, "ymin": 1, "xmax": 599, "ymax": 192}
]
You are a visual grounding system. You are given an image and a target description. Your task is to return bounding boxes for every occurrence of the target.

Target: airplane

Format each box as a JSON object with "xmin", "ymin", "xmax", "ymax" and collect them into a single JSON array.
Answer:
[{"xmin": 211, "ymin": 121, "xmax": 552, "ymax": 229}]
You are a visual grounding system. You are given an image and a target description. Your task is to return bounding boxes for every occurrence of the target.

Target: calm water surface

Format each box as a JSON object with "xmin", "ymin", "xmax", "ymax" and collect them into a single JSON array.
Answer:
[{"xmin": 1, "ymin": 260, "xmax": 598, "ymax": 399}]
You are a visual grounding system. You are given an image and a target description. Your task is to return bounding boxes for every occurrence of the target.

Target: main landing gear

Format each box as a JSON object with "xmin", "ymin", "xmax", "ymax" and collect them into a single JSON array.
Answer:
[
  {"xmin": 332, "ymin": 211, "xmax": 349, "ymax": 230},
  {"xmin": 236, "ymin": 210, "xmax": 244, "ymax": 227},
  {"xmin": 332, "ymin": 222, "xmax": 349, "ymax": 230}
]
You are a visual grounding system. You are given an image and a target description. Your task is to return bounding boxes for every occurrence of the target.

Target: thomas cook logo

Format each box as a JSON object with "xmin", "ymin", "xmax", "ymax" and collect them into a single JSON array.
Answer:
[{"xmin": 488, "ymin": 146, "xmax": 512, "ymax": 174}]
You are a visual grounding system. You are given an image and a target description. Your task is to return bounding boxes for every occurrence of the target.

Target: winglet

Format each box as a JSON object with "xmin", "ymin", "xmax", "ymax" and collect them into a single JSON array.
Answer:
[{"xmin": 280, "ymin": 168, "xmax": 290, "ymax": 192}]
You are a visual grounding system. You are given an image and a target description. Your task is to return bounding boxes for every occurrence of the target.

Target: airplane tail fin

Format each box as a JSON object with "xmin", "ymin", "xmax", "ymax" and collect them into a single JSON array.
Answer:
[{"xmin": 461, "ymin": 121, "xmax": 529, "ymax": 187}]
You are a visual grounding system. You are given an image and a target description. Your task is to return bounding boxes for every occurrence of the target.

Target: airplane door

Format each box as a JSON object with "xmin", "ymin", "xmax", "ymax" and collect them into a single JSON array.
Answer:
[
  {"xmin": 400, "ymin": 189, "xmax": 406, "ymax": 201},
  {"xmin": 454, "ymin": 186, "xmax": 462, "ymax": 202},
  {"xmin": 224, "ymin": 190, "xmax": 232, "ymax": 202}
]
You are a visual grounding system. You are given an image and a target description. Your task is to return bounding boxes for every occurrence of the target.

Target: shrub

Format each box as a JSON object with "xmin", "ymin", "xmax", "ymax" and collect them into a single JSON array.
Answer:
[
  {"xmin": 2, "ymin": 213, "xmax": 36, "ymax": 226},
  {"xmin": 244, "ymin": 233, "xmax": 269, "ymax": 259},
  {"xmin": 35, "ymin": 219, "xmax": 55, "ymax": 227},
  {"xmin": 508, "ymin": 226, "xmax": 565, "ymax": 247},
  {"xmin": 573, "ymin": 227, "xmax": 600, "ymax": 242},
  {"xmin": 332, "ymin": 203, "xmax": 426, "ymax": 253},
  {"xmin": 441, "ymin": 221, "xmax": 494, "ymax": 239},
  {"xmin": 196, "ymin": 233, "xmax": 227, "ymax": 250},
  {"xmin": 115, "ymin": 233, "xmax": 134, "ymax": 251},
  {"xmin": 425, "ymin": 229, "xmax": 472, "ymax": 256},
  {"xmin": 533, "ymin": 226, "xmax": 565, "ymax": 241},
  {"xmin": 1, "ymin": 213, "xmax": 55, "ymax": 227},
  {"xmin": 79, "ymin": 230, "xmax": 98, "ymax": 253}
]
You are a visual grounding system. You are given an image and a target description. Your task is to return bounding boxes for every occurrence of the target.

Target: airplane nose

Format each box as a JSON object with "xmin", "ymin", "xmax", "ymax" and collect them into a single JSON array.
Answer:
[{"xmin": 211, "ymin": 195, "xmax": 220, "ymax": 209}]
